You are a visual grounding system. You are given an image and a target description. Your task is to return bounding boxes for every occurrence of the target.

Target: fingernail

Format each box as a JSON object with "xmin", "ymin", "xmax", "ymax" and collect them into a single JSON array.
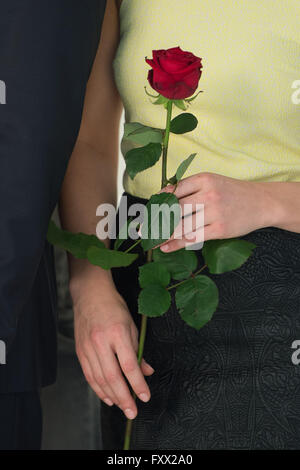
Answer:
[
  {"xmin": 142, "ymin": 358, "xmax": 154, "ymax": 370},
  {"xmin": 160, "ymin": 244, "xmax": 169, "ymax": 252},
  {"xmin": 104, "ymin": 398, "xmax": 114, "ymax": 406},
  {"xmin": 145, "ymin": 363, "xmax": 155, "ymax": 373},
  {"xmin": 139, "ymin": 392, "xmax": 150, "ymax": 402},
  {"xmin": 125, "ymin": 408, "xmax": 136, "ymax": 420}
]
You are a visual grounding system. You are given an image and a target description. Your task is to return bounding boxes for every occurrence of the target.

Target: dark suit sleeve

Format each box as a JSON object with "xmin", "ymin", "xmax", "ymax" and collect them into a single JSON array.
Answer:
[{"xmin": 0, "ymin": 0, "xmax": 106, "ymax": 347}]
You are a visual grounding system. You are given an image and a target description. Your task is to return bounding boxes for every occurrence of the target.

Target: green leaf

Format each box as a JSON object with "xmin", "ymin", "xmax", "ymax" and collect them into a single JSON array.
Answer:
[
  {"xmin": 144, "ymin": 87, "xmax": 160, "ymax": 99},
  {"xmin": 47, "ymin": 220, "xmax": 139, "ymax": 270},
  {"xmin": 139, "ymin": 262, "xmax": 170, "ymax": 288},
  {"xmin": 123, "ymin": 122, "xmax": 163, "ymax": 146},
  {"xmin": 114, "ymin": 219, "xmax": 130, "ymax": 251},
  {"xmin": 170, "ymin": 113, "xmax": 198, "ymax": 134},
  {"xmin": 47, "ymin": 220, "xmax": 105, "ymax": 258},
  {"xmin": 141, "ymin": 192, "xmax": 181, "ymax": 251},
  {"xmin": 202, "ymin": 238, "xmax": 256, "ymax": 274},
  {"xmin": 168, "ymin": 176, "xmax": 178, "ymax": 185},
  {"xmin": 175, "ymin": 275, "xmax": 219, "ymax": 329},
  {"xmin": 176, "ymin": 153, "xmax": 197, "ymax": 181},
  {"xmin": 168, "ymin": 153, "xmax": 197, "ymax": 185},
  {"xmin": 138, "ymin": 284, "xmax": 171, "ymax": 317},
  {"xmin": 125, "ymin": 142, "xmax": 162, "ymax": 180},
  {"xmin": 185, "ymin": 90, "xmax": 203, "ymax": 103},
  {"xmin": 173, "ymin": 99, "xmax": 188, "ymax": 111},
  {"xmin": 153, "ymin": 248, "xmax": 198, "ymax": 280},
  {"xmin": 153, "ymin": 95, "xmax": 170, "ymax": 108},
  {"xmin": 114, "ymin": 218, "xmax": 139, "ymax": 251},
  {"xmin": 87, "ymin": 246, "xmax": 137, "ymax": 270},
  {"xmin": 123, "ymin": 122, "xmax": 142, "ymax": 139}
]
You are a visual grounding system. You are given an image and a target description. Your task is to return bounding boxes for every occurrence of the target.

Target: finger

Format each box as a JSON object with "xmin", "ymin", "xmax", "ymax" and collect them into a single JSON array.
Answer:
[
  {"xmin": 115, "ymin": 334, "xmax": 152, "ymax": 402},
  {"xmin": 165, "ymin": 222, "xmax": 222, "ymax": 246},
  {"xmin": 87, "ymin": 344, "xmax": 120, "ymax": 405},
  {"xmin": 79, "ymin": 354, "xmax": 114, "ymax": 407},
  {"xmin": 151, "ymin": 211, "xmax": 201, "ymax": 252},
  {"xmin": 130, "ymin": 323, "xmax": 139, "ymax": 353},
  {"xmin": 139, "ymin": 184, "xmax": 207, "ymax": 243},
  {"xmin": 140, "ymin": 358, "xmax": 155, "ymax": 376},
  {"xmin": 157, "ymin": 207, "xmax": 207, "ymax": 251},
  {"xmin": 173, "ymin": 210, "xmax": 206, "ymax": 240},
  {"xmin": 160, "ymin": 222, "xmax": 208, "ymax": 252},
  {"xmin": 160, "ymin": 236, "xmax": 195, "ymax": 253},
  {"xmin": 203, "ymin": 222, "xmax": 225, "ymax": 241},
  {"xmin": 97, "ymin": 344, "xmax": 139, "ymax": 420},
  {"xmin": 178, "ymin": 192, "xmax": 207, "ymax": 215},
  {"xmin": 159, "ymin": 174, "xmax": 204, "ymax": 199}
]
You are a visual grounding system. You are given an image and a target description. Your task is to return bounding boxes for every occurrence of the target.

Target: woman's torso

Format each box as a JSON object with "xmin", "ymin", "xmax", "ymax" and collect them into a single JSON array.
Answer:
[{"xmin": 113, "ymin": 0, "xmax": 300, "ymax": 199}]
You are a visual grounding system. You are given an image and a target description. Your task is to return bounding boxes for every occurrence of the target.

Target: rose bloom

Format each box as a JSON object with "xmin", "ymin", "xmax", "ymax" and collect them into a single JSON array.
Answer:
[{"xmin": 146, "ymin": 46, "xmax": 202, "ymax": 100}]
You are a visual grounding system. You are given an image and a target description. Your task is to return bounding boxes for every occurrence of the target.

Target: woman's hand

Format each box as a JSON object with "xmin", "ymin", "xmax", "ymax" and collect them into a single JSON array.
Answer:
[
  {"xmin": 159, "ymin": 172, "xmax": 281, "ymax": 252},
  {"xmin": 71, "ymin": 271, "xmax": 154, "ymax": 420}
]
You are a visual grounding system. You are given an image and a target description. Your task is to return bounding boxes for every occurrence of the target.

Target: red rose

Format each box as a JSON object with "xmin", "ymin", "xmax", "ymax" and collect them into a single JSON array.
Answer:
[{"xmin": 146, "ymin": 46, "xmax": 202, "ymax": 100}]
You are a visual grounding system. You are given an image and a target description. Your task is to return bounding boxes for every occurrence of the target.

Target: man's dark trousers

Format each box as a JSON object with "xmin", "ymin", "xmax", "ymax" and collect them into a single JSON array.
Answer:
[{"xmin": 0, "ymin": 0, "xmax": 106, "ymax": 449}]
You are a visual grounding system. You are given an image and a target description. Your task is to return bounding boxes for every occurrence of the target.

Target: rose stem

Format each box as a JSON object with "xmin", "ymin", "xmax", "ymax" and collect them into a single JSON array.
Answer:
[
  {"xmin": 161, "ymin": 100, "xmax": 173, "ymax": 188},
  {"xmin": 124, "ymin": 238, "xmax": 142, "ymax": 253},
  {"xmin": 123, "ymin": 99, "xmax": 173, "ymax": 450},
  {"xmin": 123, "ymin": 249, "xmax": 152, "ymax": 450},
  {"xmin": 167, "ymin": 265, "xmax": 208, "ymax": 291}
]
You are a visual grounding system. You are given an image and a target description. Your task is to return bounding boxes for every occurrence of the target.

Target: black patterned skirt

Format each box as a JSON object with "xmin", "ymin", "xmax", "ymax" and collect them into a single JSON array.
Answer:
[{"xmin": 101, "ymin": 191, "xmax": 300, "ymax": 450}]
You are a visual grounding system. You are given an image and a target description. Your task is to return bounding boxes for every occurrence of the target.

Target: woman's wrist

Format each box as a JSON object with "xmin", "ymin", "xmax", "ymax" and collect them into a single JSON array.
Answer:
[
  {"xmin": 256, "ymin": 181, "xmax": 300, "ymax": 232},
  {"xmin": 69, "ymin": 259, "xmax": 117, "ymax": 305},
  {"xmin": 254, "ymin": 181, "xmax": 286, "ymax": 229}
]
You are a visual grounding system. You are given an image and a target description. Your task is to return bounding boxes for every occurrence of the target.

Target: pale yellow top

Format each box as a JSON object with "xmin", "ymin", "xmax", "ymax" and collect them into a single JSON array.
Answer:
[{"xmin": 113, "ymin": 0, "xmax": 300, "ymax": 199}]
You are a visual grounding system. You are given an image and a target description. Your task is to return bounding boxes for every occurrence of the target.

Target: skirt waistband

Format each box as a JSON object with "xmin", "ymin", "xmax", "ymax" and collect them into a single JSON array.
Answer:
[{"xmin": 121, "ymin": 191, "xmax": 149, "ymax": 206}]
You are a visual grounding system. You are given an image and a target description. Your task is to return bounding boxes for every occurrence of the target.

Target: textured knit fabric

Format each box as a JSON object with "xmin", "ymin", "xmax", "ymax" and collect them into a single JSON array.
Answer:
[{"xmin": 113, "ymin": 0, "xmax": 300, "ymax": 199}]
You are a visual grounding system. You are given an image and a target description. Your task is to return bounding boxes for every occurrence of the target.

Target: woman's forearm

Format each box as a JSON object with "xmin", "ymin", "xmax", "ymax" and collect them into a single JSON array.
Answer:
[
  {"xmin": 59, "ymin": 139, "xmax": 118, "ymax": 244},
  {"xmin": 260, "ymin": 181, "xmax": 300, "ymax": 233},
  {"xmin": 58, "ymin": 138, "xmax": 119, "ymax": 298},
  {"xmin": 158, "ymin": 174, "xmax": 300, "ymax": 252},
  {"xmin": 57, "ymin": 0, "xmax": 123, "ymax": 298}
]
